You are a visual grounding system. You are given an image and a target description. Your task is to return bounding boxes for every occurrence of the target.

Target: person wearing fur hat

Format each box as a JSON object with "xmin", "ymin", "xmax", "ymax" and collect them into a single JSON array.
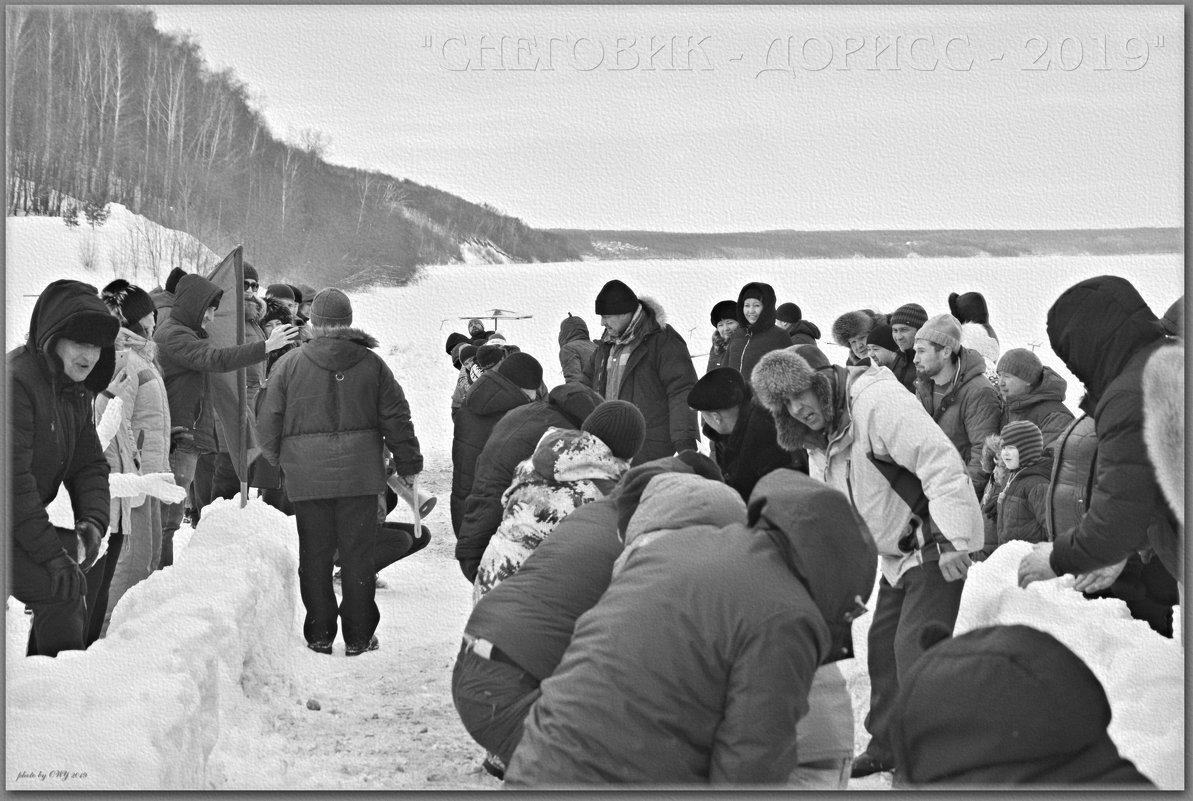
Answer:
[
  {"xmin": 947, "ymin": 291, "xmax": 998, "ymax": 342},
  {"xmin": 865, "ymin": 324, "xmax": 901, "ymax": 372},
  {"xmin": 706, "ymin": 299, "xmax": 739, "ymax": 373},
  {"xmin": 724, "ymin": 282, "xmax": 793, "ymax": 382},
  {"xmin": 456, "ymin": 383, "xmax": 605, "ymax": 582},
  {"xmin": 832, "ymin": 309, "xmax": 884, "ymax": 367},
  {"xmin": 451, "ymin": 352, "xmax": 545, "ymax": 537},
  {"xmin": 888, "ymin": 303, "xmax": 927, "ymax": 392},
  {"xmin": 258, "ymin": 287, "xmax": 423, "ymax": 657},
  {"xmin": 994, "ymin": 348, "xmax": 1075, "ymax": 447},
  {"xmin": 98, "ymin": 279, "xmax": 173, "ymax": 624},
  {"xmin": 688, "ymin": 367, "xmax": 802, "ymax": 500},
  {"xmin": 506, "ymin": 470, "xmax": 877, "ymax": 786},
  {"xmin": 454, "ymin": 453, "xmax": 723, "ymax": 777},
  {"xmin": 472, "ymin": 401, "xmax": 645, "ymax": 603},
  {"xmin": 1019, "ymin": 276, "xmax": 1181, "ymax": 635},
  {"xmin": 751, "ymin": 347, "xmax": 984, "ymax": 779},
  {"xmin": 775, "ymin": 302, "xmax": 822, "ymax": 346},
  {"xmin": 9, "ymin": 280, "xmax": 119, "ymax": 656},
  {"xmin": 153, "ymin": 274, "xmax": 298, "ymax": 567},
  {"xmin": 913, "ymin": 313, "xmax": 1002, "ymax": 495},
  {"xmin": 584, "ymin": 279, "xmax": 699, "ymax": 465},
  {"xmin": 557, "ymin": 314, "xmax": 598, "ymax": 386},
  {"xmin": 891, "ymin": 624, "xmax": 1153, "ymax": 788}
]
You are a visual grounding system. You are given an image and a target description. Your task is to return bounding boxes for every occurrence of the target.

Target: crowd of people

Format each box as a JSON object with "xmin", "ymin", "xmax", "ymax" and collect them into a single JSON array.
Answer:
[{"xmin": 8, "ymin": 266, "xmax": 1184, "ymax": 789}]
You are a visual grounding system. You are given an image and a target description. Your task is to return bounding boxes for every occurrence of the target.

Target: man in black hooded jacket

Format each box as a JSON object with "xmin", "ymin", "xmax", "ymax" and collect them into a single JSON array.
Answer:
[
  {"xmin": 1018, "ymin": 276, "xmax": 1181, "ymax": 635},
  {"xmin": 9, "ymin": 280, "xmax": 118, "ymax": 656}
]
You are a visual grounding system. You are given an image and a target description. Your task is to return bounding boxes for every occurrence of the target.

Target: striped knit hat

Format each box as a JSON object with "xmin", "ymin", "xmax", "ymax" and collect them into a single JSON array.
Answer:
[{"xmin": 1000, "ymin": 420, "xmax": 1044, "ymax": 467}]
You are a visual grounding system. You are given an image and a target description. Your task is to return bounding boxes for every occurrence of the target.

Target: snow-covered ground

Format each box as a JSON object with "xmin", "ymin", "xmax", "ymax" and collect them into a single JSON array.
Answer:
[{"xmin": 5, "ymin": 208, "xmax": 1184, "ymax": 789}]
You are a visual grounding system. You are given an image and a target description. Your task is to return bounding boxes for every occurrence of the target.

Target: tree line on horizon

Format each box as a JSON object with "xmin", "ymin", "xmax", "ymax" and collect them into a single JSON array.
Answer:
[{"xmin": 4, "ymin": 6, "xmax": 578, "ymax": 287}]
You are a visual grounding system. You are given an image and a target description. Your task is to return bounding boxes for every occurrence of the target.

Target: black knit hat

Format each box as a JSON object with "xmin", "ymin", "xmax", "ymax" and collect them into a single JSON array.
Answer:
[
  {"xmin": 890, "ymin": 303, "xmax": 928, "ymax": 330},
  {"xmin": 58, "ymin": 311, "xmax": 120, "ymax": 348},
  {"xmin": 101, "ymin": 279, "xmax": 157, "ymax": 334},
  {"xmin": 775, "ymin": 302, "xmax": 802, "ymax": 325},
  {"xmin": 688, "ymin": 367, "xmax": 752, "ymax": 412},
  {"xmin": 309, "ymin": 288, "xmax": 352, "ymax": 327},
  {"xmin": 242, "ymin": 262, "xmax": 259, "ymax": 283},
  {"xmin": 1000, "ymin": 420, "xmax": 1044, "ymax": 466},
  {"xmin": 866, "ymin": 324, "xmax": 899, "ymax": 354},
  {"xmin": 948, "ymin": 291, "xmax": 990, "ymax": 325},
  {"xmin": 266, "ymin": 283, "xmax": 296, "ymax": 302},
  {"xmin": 582, "ymin": 399, "xmax": 647, "ymax": 460},
  {"xmin": 710, "ymin": 299, "xmax": 737, "ymax": 327},
  {"xmin": 458, "ymin": 344, "xmax": 478, "ymax": 365},
  {"xmin": 497, "ymin": 351, "xmax": 543, "ymax": 389},
  {"xmin": 474, "ymin": 344, "xmax": 505, "ymax": 371},
  {"xmin": 594, "ymin": 279, "xmax": 638, "ymax": 315},
  {"xmin": 445, "ymin": 331, "xmax": 470, "ymax": 356},
  {"xmin": 165, "ymin": 266, "xmax": 187, "ymax": 294}
]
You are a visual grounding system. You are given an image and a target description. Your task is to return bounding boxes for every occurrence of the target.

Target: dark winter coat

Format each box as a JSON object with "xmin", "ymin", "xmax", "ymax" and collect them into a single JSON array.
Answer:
[
  {"xmin": 150, "ymin": 287, "xmax": 175, "ymax": 329},
  {"xmin": 257, "ymin": 326, "xmax": 422, "ymax": 501},
  {"xmin": 505, "ymin": 470, "xmax": 877, "ymax": 786},
  {"xmin": 455, "ymin": 383, "xmax": 602, "ymax": 574},
  {"xmin": 999, "ymin": 366, "xmax": 1074, "ymax": 449},
  {"xmin": 1046, "ymin": 276, "xmax": 1179, "ymax": 581},
  {"xmin": 995, "ymin": 458, "xmax": 1051, "ymax": 547},
  {"xmin": 787, "ymin": 319, "xmax": 821, "ymax": 346},
  {"xmin": 464, "ymin": 455, "xmax": 722, "ymax": 684},
  {"xmin": 704, "ymin": 399, "xmax": 804, "ymax": 501},
  {"xmin": 153, "ymin": 274, "xmax": 268, "ymax": 453},
  {"xmin": 705, "ymin": 330, "xmax": 734, "ymax": 373},
  {"xmin": 891, "ymin": 349, "xmax": 918, "ymax": 392},
  {"xmin": 724, "ymin": 282, "xmax": 793, "ymax": 383},
  {"xmin": 557, "ymin": 316, "xmax": 597, "ymax": 386},
  {"xmin": 915, "ymin": 346, "xmax": 1002, "ymax": 493},
  {"xmin": 9, "ymin": 280, "xmax": 115, "ymax": 564},
  {"xmin": 586, "ymin": 297, "xmax": 698, "ymax": 464},
  {"xmin": 451, "ymin": 370, "xmax": 535, "ymax": 534}
]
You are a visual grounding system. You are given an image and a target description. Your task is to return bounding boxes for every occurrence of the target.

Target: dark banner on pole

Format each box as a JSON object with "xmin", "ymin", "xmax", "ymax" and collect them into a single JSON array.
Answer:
[{"xmin": 204, "ymin": 245, "xmax": 256, "ymax": 485}]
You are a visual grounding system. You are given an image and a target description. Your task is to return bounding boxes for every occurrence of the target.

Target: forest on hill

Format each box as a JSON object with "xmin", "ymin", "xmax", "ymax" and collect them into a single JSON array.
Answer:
[{"xmin": 4, "ymin": 6, "xmax": 579, "ymax": 287}]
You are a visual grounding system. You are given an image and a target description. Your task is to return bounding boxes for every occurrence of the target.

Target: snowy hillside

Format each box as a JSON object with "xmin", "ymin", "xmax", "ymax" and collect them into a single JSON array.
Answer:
[{"xmin": 5, "ymin": 207, "xmax": 1184, "ymax": 790}]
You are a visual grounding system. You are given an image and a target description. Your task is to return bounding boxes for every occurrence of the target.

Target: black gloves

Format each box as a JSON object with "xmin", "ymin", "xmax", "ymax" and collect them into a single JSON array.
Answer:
[
  {"xmin": 459, "ymin": 558, "xmax": 480, "ymax": 584},
  {"xmin": 45, "ymin": 552, "xmax": 86, "ymax": 601},
  {"xmin": 76, "ymin": 520, "xmax": 103, "ymax": 572}
]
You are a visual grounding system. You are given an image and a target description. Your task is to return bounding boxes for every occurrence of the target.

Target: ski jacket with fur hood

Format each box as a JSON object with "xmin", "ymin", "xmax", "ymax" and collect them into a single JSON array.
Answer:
[
  {"xmin": 455, "ymin": 383, "xmax": 603, "ymax": 576},
  {"xmin": 9, "ymin": 279, "xmax": 116, "ymax": 563},
  {"xmin": 153, "ymin": 273, "xmax": 268, "ymax": 452},
  {"xmin": 257, "ymin": 325, "xmax": 422, "ymax": 502},
  {"xmin": 505, "ymin": 470, "xmax": 875, "ymax": 786},
  {"xmin": 1000, "ymin": 365, "xmax": 1074, "ymax": 449},
  {"xmin": 752, "ymin": 352, "xmax": 984, "ymax": 585},
  {"xmin": 1045, "ymin": 275, "xmax": 1180, "ymax": 582},
  {"xmin": 725, "ymin": 282, "xmax": 793, "ymax": 383},
  {"xmin": 586, "ymin": 296, "xmax": 698, "ymax": 464},
  {"xmin": 915, "ymin": 346, "xmax": 1002, "ymax": 494}
]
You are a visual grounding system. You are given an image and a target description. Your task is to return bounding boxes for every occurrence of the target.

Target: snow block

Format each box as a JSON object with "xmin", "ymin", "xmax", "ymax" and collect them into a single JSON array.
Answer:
[
  {"xmin": 6, "ymin": 498, "xmax": 300, "ymax": 790},
  {"xmin": 957, "ymin": 542, "xmax": 1184, "ymax": 790}
]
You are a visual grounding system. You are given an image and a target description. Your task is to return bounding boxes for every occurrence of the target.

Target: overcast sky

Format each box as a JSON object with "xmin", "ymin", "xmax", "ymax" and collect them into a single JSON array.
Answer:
[{"xmin": 151, "ymin": 5, "xmax": 1183, "ymax": 233}]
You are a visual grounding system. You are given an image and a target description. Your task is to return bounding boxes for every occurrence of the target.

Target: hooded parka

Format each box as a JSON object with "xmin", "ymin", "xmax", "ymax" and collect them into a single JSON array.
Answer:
[
  {"xmin": 724, "ymin": 282, "xmax": 793, "ymax": 383},
  {"xmin": 557, "ymin": 316, "xmax": 597, "ymax": 386}
]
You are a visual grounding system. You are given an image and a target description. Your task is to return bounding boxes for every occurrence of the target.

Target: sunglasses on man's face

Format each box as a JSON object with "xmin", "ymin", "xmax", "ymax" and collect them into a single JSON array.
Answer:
[{"xmin": 244, "ymin": 280, "xmax": 259, "ymax": 291}]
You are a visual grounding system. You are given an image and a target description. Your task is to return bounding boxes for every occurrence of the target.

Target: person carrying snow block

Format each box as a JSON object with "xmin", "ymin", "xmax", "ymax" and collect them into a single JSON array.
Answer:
[
  {"xmin": 890, "ymin": 624, "xmax": 1154, "ymax": 788},
  {"xmin": 9, "ymin": 280, "xmax": 118, "ymax": 657},
  {"xmin": 751, "ymin": 346, "xmax": 984, "ymax": 780},
  {"xmin": 471, "ymin": 400, "xmax": 644, "ymax": 602},
  {"xmin": 504, "ymin": 470, "xmax": 876, "ymax": 786},
  {"xmin": 687, "ymin": 366, "xmax": 802, "ymax": 501},
  {"xmin": 1018, "ymin": 276, "xmax": 1181, "ymax": 635},
  {"xmin": 153, "ymin": 273, "xmax": 297, "ymax": 567},
  {"xmin": 455, "ymin": 382, "xmax": 604, "ymax": 583},
  {"xmin": 258, "ymin": 288, "xmax": 423, "ymax": 657},
  {"xmin": 583, "ymin": 279, "xmax": 699, "ymax": 465},
  {"xmin": 557, "ymin": 314, "xmax": 597, "ymax": 387}
]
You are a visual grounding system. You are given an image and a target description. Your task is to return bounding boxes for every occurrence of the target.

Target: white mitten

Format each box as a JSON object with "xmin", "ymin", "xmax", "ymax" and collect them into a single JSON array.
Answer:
[
  {"xmin": 137, "ymin": 472, "xmax": 188, "ymax": 503},
  {"xmin": 95, "ymin": 395, "xmax": 125, "ymax": 449},
  {"xmin": 108, "ymin": 471, "xmax": 145, "ymax": 499}
]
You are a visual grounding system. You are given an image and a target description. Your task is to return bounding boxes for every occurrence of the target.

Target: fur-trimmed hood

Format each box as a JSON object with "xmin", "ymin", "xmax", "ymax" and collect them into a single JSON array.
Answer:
[
  {"xmin": 736, "ymin": 281, "xmax": 778, "ymax": 333},
  {"xmin": 1143, "ymin": 342, "xmax": 1183, "ymax": 528},
  {"xmin": 300, "ymin": 325, "xmax": 379, "ymax": 372}
]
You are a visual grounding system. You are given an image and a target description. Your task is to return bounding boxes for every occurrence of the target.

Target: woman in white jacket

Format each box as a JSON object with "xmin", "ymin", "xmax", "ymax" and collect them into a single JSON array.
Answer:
[{"xmin": 752, "ymin": 344, "xmax": 984, "ymax": 781}]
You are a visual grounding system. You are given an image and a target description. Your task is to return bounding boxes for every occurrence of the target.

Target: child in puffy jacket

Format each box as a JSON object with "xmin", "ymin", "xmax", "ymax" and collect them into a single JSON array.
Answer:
[{"xmin": 993, "ymin": 420, "xmax": 1051, "ymax": 550}]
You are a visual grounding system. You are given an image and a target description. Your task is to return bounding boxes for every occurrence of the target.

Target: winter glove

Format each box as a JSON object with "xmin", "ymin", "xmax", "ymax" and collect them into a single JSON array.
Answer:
[
  {"xmin": 108, "ymin": 472, "xmax": 188, "ymax": 503},
  {"xmin": 76, "ymin": 519, "xmax": 104, "ymax": 572},
  {"xmin": 673, "ymin": 439, "xmax": 698, "ymax": 455},
  {"xmin": 45, "ymin": 551, "xmax": 86, "ymax": 601},
  {"xmin": 459, "ymin": 558, "xmax": 481, "ymax": 584}
]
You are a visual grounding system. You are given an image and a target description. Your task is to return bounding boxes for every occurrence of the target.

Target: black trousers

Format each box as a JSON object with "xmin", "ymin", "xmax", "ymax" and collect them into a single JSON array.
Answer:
[
  {"xmin": 293, "ymin": 495, "xmax": 379, "ymax": 647},
  {"xmin": 83, "ymin": 532, "xmax": 124, "ymax": 647},
  {"xmin": 11, "ymin": 536, "xmax": 87, "ymax": 658}
]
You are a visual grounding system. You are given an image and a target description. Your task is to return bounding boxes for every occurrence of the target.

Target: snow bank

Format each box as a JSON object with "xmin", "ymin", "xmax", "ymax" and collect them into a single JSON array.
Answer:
[
  {"xmin": 956, "ymin": 542, "xmax": 1183, "ymax": 790},
  {"xmin": 6, "ymin": 498, "xmax": 302, "ymax": 790}
]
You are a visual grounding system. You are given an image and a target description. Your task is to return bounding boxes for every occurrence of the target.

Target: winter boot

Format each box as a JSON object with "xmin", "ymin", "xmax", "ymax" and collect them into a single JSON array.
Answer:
[{"xmin": 345, "ymin": 635, "xmax": 379, "ymax": 657}]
